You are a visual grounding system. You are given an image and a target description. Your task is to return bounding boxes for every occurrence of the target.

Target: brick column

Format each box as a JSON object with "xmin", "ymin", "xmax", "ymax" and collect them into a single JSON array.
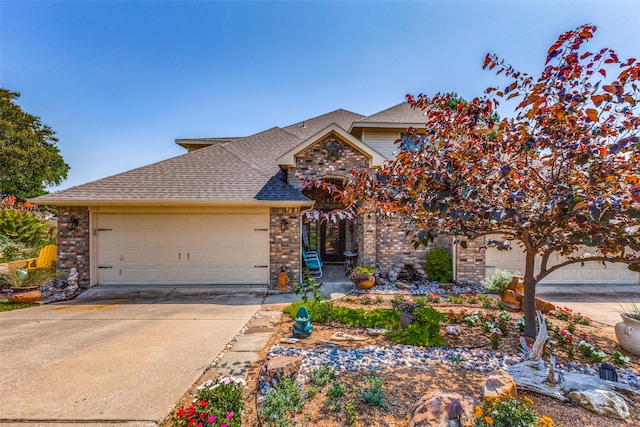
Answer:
[
  {"xmin": 269, "ymin": 208, "xmax": 302, "ymax": 287},
  {"xmin": 455, "ymin": 238, "xmax": 486, "ymax": 283}
]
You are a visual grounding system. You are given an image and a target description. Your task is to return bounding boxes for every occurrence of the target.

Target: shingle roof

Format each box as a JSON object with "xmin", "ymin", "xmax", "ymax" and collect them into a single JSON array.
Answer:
[
  {"xmin": 255, "ymin": 170, "xmax": 310, "ymax": 201},
  {"xmin": 34, "ymin": 109, "xmax": 364, "ymax": 205},
  {"xmin": 354, "ymin": 102, "xmax": 427, "ymax": 125},
  {"xmin": 283, "ymin": 109, "xmax": 364, "ymax": 140}
]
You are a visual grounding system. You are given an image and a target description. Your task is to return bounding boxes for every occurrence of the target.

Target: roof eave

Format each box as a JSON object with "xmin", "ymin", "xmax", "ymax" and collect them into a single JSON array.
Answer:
[
  {"xmin": 28, "ymin": 198, "xmax": 315, "ymax": 209},
  {"xmin": 348, "ymin": 122, "xmax": 427, "ymax": 132}
]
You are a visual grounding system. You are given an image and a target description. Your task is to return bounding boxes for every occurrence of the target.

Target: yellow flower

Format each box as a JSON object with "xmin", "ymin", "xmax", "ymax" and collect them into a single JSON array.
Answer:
[
  {"xmin": 474, "ymin": 405, "xmax": 483, "ymax": 418},
  {"xmin": 536, "ymin": 415, "xmax": 555, "ymax": 427},
  {"xmin": 524, "ymin": 396, "xmax": 534, "ymax": 405},
  {"xmin": 484, "ymin": 416, "xmax": 494, "ymax": 425}
]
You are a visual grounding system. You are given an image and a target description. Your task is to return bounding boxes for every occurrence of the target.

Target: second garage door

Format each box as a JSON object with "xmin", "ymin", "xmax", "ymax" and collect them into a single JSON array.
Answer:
[{"xmin": 96, "ymin": 212, "xmax": 269, "ymax": 285}]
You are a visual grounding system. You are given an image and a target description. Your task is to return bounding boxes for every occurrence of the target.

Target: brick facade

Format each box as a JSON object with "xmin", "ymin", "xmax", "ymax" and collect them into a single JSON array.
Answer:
[
  {"xmin": 57, "ymin": 206, "xmax": 91, "ymax": 287},
  {"xmin": 287, "ymin": 133, "xmax": 431, "ymax": 273},
  {"xmin": 375, "ymin": 218, "xmax": 428, "ymax": 271},
  {"xmin": 269, "ymin": 208, "xmax": 302, "ymax": 286},
  {"xmin": 454, "ymin": 237, "xmax": 486, "ymax": 283}
]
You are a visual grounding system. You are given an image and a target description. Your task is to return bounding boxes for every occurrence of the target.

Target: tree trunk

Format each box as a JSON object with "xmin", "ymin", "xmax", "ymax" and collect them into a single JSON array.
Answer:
[{"xmin": 523, "ymin": 250, "xmax": 538, "ymax": 337}]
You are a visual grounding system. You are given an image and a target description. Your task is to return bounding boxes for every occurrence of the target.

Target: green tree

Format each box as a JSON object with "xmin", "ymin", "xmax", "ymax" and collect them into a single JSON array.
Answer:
[{"xmin": 0, "ymin": 89, "xmax": 69, "ymax": 199}]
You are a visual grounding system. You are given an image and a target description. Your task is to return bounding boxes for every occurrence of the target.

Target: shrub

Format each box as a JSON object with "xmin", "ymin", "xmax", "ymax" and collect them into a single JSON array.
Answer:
[
  {"xmin": 481, "ymin": 269, "xmax": 519, "ymax": 295},
  {"xmin": 388, "ymin": 306, "xmax": 445, "ymax": 347},
  {"xmin": 0, "ymin": 196, "xmax": 50, "ymax": 247},
  {"xmin": 361, "ymin": 374, "xmax": 388, "ymax": 410},
  {"xmin": 171, "ymin": 376, "xmax": 245, "ymax": 427},
  {"xmin": 474, "ymin": 396, "xmax": 554, "ymax": 427},
  {"xmin": 291, "ymin": 269, "xmax": 322, "ymax": 303},
  {"xmin": 258, "ymin": 376, "xmax": 305, "ymax": 426},
  {"xmin": 425, "ymin": 247, "xmax": 452, "ymax": 283}
]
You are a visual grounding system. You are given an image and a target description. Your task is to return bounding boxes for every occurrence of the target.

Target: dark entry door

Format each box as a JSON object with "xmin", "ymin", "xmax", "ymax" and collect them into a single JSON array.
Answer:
[{"xmin": 320, "ymin": 220, "xmax": 346, "ymax": 262}]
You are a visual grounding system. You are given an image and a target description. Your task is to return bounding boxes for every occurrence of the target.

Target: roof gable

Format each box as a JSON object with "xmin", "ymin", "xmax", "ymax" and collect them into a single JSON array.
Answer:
[{"xmin": 277, "ymin": 124, "xmax": 387, "ymax": 168}]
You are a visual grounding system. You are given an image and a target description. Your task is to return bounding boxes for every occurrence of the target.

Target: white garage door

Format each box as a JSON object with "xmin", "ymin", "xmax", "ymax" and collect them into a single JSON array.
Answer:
[
  {"xmin": 96, "ymin": 213, "xmax": 269, "ymax": 285},
  {"xmin": 485, "ymin": 238, "xmax": 640, "ymax": 285}
]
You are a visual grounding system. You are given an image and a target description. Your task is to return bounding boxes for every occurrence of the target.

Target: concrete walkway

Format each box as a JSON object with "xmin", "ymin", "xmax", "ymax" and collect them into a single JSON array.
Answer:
[
  {"xmin": 537, "ymin": 284, "xmax": 639, "ymax": 326},
  {"xmin": 0, "ymin": 286, "xmax": 266, "ymax": 426}
]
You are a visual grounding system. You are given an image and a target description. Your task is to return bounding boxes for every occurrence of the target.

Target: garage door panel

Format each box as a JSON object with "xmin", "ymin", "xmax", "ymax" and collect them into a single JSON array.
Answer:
[
  {"xmin": 97, "ymin": 212, "xmax": 269, "ymax": 285},
  {"xmin": 484, "ymin": 236, "xmax": 639, "ymax": 285}
]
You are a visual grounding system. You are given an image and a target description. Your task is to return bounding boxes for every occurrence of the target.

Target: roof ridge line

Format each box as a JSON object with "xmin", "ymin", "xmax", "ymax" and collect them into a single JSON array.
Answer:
[{"xmin": 220, "ymin": 141, "xmax": 272, "ymax": 177}]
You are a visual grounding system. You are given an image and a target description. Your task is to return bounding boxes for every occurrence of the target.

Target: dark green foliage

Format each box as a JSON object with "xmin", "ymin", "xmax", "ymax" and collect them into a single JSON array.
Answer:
[
  {"xmin": 0, "ymin": 89, "xmax": 69, "ymax": 199},
  {"xmin": 387, "ymin": 306, "xmax": 445, "ymax": 347},
  {"xmin": 284, "ymin": 301, "xmax": 445, "ymax": 348},
  {"xmin": 426, "ymin": 247, "xmax": 453, "ymax": 283},
  {"xmin": 283, "ymin": 301, "xmax": 398, "ymax": 330}
]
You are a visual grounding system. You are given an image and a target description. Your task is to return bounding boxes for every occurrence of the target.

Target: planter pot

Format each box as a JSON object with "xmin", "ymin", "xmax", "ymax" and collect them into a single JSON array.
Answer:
[
  {"xmin": 355, "ymin": 277, "xmax": 375, "ymax": 290},
  {"xmin": 8, "ymin": 287, "xmax": 41, "ymax": 304},
  {"xmin": 400, "ymin": 312, "xmax": 416, "ymax": 330},
  {"xmin": 615, "ymin": 313, "xmax": 640, "ymax": 356}
]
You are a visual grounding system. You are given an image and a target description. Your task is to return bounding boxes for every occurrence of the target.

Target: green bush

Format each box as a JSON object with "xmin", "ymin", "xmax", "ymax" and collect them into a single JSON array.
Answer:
[
  {"xmin": 387, "ymin": 306, "xmax": 445, "ymax": 347},
  {"xmin": 0, "ymin": 204, "xmax": 49, "ymax": 247},
  {"xmin": 426, "ymin": 247, "xmax": 452, "ymax": 283},
  {"xmin": 474, "ymin": 396, "xmax": 548, "ymax": 427},
  {"xmin": 481, "ymin": 269, "xmax": 519, "ymax": 294},
  {"xmin": 283, "ymin": 300, "xmax": 399, "ymax": 330}
]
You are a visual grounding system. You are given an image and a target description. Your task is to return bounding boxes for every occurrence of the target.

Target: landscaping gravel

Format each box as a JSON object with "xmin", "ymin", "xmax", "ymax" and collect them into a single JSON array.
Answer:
[
  {"xmin": 352, "ymin": 279, "xmax": 487, "ymax": 296},
  {"xmin": 267, "ymin": 344, "xmax": 640, "ymax": 390}
]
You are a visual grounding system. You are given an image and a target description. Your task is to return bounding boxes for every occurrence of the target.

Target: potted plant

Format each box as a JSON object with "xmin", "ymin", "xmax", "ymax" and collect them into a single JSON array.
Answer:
[
  {"xmin": 1, "ymin": 267, "xmax": 57, "ymax": 303},
  {"xmin": 349, "ymin": 265, "xmax": 376, "ymax": 289},
  {"xmin": 615, "ymin": 302, "xmax": 640, "ymax": 356}
]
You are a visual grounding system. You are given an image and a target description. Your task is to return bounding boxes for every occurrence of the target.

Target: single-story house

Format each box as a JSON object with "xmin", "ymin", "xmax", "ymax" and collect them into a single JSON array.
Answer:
[{"xmin": 34, "ymin": 103, "xmax": 639, "ymax": 288}]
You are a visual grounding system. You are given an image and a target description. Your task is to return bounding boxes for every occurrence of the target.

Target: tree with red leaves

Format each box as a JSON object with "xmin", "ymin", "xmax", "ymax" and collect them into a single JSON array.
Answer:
[{"xmin": 338, "ymin": 25, "xmax": 640, "ymax": 337}]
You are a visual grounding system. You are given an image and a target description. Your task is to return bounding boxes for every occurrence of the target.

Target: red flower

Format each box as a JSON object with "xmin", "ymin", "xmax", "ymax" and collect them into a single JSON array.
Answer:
[{"xmin": 200, "ymin": 399, "xmax": 208, "ymax": 407}]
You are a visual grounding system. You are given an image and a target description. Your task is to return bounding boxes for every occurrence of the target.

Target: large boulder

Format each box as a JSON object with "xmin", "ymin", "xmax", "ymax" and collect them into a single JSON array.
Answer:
[
  {"xmin": 481, "ymin": 369, "xmax": 517, "ymax": 399},
  {"xmin": 408, "ymin": 391, "xmax": 480, "ymax": 427},
  {"xmin": 567, "ymin": 388, "xmax": 630, "ymax": 420},
  {"xmin": 262, "ymin": 356, "xmax": 301, "ymax": 384}
]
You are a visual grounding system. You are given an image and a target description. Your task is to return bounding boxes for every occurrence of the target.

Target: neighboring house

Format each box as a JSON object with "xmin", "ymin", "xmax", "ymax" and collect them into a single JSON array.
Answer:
[{"xmin": 34, "ymin": 103, "xmax": 640, "ymax": 288}]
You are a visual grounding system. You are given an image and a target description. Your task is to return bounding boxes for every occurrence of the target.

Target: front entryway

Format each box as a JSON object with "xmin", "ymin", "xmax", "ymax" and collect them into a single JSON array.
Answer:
[{"xmin": 320, "ymin": 219, "xmax": 346, "ymax": 262}]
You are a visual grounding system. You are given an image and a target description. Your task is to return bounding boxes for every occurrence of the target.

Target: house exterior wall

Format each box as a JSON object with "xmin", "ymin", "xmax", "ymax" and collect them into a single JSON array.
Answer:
[
  {"xmin": 269, "ymin": 208, "xmax": 302, "ymax": 286},
  {"xmin": 57, "ymin": 206, "xmax": 91, "ymax": 287},
  {"xmin": 288, "ymin": 134, "xmax": 370, "ymax": 189},
  {"xmin": 455, "ymin": 238, "xmax": 486, "ymax": 283},
  {"xmin": 375, "ymin": 217, "xmax": 428, "ymax": 271},
  {"xmin": 361, "ymin": 129, "xmax": 400, "ymax": 159}
]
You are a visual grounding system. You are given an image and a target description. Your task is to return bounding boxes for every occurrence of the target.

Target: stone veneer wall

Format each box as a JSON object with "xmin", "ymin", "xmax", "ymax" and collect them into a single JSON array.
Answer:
[
  {"xmin": 269, "ymin": 208, "xmax": 302, "ymax": 287},
  {"xmin": 455, "ymin": 237, "xmax": 486, "ymax": 283},
  {"xmin": 57, "ymin": 206, "xmax": 90, "ymax": 287}
]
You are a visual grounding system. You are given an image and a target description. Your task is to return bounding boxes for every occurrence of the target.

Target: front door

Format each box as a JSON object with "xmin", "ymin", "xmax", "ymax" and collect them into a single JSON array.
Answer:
[{"xmin": 320, "ymin": 220, "xmax": 346, "ymax": 262}]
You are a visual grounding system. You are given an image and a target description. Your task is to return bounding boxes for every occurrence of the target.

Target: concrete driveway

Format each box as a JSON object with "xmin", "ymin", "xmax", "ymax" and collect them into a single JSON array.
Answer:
[
  {"xmin": 537, "ymin": 284, "xmax": 639, "ymax": 326},
  {"xmin": 0, "ymin": 286, "xmax": 265, "ymax": 426}
]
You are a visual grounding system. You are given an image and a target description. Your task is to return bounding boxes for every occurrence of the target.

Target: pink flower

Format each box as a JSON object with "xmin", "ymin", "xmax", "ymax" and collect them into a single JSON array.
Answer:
[
  {"xmin": 226, "ymin": 412, "xmax": 234, "ymax": 419},
  {"xmin": 207, "ymin": 416, "xmax": 216, "ymax": 422}
]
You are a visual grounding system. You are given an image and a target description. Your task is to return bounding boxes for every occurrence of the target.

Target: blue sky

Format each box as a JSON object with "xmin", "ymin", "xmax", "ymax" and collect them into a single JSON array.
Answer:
[{"xmin": 2, "ymin": 1, "xmax": 639, "ymax": 190}]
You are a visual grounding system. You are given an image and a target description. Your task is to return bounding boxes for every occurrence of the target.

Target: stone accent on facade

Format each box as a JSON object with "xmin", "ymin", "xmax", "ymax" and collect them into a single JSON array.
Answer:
[
  {"xmin": 57, "ymin": 206, "xmax": 90, "ymax": 287},
  {"xmin": 455, "ymin": 237, "xmax": 486, "ymax": 283},
  {"xmin": 288, "ymin": 133, "xmax": 370, "ymax": 191},
  {"xmin": 269, "ymin": 208, "xmax": 302, "ymax": 287}
]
